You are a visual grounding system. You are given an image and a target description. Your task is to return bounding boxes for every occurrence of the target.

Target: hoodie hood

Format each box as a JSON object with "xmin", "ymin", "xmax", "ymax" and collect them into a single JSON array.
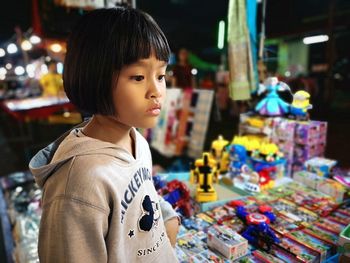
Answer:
[{"xmin": 29, "ymin": 121, "xmax": 138, "ymax": 188}]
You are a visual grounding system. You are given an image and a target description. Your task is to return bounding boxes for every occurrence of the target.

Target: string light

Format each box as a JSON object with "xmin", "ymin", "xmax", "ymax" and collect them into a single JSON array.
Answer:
[
  {"xmin": 50, "ymin": 43, "xmax": 62, "ymax": 53},
  {"xmin": 21, "ymin": 40, "xmax": 33, "ymax": 51},
  {"xmin": 0, "ymin": 67, "xmax": 7, "ymax": 75},
  {"xmin": 14, "ymin": 66, "xmax": 25, "ymax": 76},
  {"xmin": 29, "ymin": 35, "xmax": 41, "ymax": 44},
  {"xmin": 7, "ymin": 43, "xmax": 18, "ymax": 54},
  {"xmin": 0, "ymin": 48, "xmax": 5, "ymax": 57}
]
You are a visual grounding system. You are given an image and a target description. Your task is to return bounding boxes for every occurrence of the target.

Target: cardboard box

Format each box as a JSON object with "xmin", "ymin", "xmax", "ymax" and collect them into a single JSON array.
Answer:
[{"xmin": 207, "ymin": 225, "xmax": 248, "ymax": 260}]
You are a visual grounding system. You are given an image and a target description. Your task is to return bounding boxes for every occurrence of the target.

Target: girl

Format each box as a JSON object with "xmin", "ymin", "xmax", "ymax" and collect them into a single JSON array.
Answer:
[{"xmin": 30, "ymin": 7, "xmax": 179, "ymax": 263}]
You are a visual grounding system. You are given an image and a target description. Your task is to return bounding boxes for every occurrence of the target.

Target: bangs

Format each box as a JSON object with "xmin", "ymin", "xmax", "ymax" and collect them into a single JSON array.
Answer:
[{"xmin": 113, "ymin": 9, "xmax": 170, "ymax": 69}]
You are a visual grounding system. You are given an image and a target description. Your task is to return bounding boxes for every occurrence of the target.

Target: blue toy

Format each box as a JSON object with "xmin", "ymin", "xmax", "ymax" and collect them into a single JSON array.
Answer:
[
  {"xmin": 234, "ymin": 204, "xmax": 280, "ymax": 251},
  {"xmin": 228, "ymin": 144, "xmax": 247, "ymax": 177},
  {"xmin": 255, "ymin": 77, "xmax": 291, "ymax": 116}
]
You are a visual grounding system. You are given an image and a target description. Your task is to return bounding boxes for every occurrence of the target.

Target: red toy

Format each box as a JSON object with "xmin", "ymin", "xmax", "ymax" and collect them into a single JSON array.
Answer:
[{"xmin": 160, "ymin": 179, "xmax": 193, "ymax": 217}]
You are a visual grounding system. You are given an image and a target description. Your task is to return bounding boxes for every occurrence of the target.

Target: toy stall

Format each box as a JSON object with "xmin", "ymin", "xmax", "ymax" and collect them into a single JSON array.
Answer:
[{"xmin": 1, "ymin": 77, "xmax": 350, "ymax": 263}]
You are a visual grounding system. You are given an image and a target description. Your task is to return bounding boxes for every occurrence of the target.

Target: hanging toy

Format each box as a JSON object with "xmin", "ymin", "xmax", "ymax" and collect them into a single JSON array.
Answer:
[
  {"xmin": 255, "ymin": 77, "xmax": 291, "ymax": 116},
  {"xmin": 289, "ymin": 90, "xmax": 313, "ymax": 120}
]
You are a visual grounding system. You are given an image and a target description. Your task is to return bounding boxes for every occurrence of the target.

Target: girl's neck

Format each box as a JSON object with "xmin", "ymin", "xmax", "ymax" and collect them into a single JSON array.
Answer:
[{"xmin": 82, "ymin": 115, "xmax": 135, "ymax": 157}]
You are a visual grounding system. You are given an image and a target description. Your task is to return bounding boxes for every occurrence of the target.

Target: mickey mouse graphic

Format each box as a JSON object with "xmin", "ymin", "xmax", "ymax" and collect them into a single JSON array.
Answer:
[{"xmin": 138, "ymin": 195, "xmax": 160, "ymax": 232}]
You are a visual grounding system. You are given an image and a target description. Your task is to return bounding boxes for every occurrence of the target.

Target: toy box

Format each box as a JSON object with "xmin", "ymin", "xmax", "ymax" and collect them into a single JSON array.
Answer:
[
  {"xmin": 304, "ymin": 157, "xmax": 337, "ymax": 177},
  {"xmin": 251, "ymin": 250, "xmax": 285, "ymax": 263},
  {"xmin": 287, "ymin": 230, "xmax": 332, "ymax": 262},
  {"xmin": 207, "ymin": 225, "xmax": 248, "ymax": 260},
  {"xmin": 293, "ymin": 170, "xmax": 320, "ymax": 189},
  {"xmin": 278, "ymin": 236, "xmax": 319, "ymax": 263},
  {"xmin": 294, "ymin": 143, "xmax": 325, "ymax": 163},
  {"xmin": 304, "ymin": 225, "xmax": 339, "ymax": 246},
  {"xmin": 294, "ymin": 121, "xmax": 327, "ymax": 145},
  {"xmin": 316, "ymin": 178, "xmax": 345, "ymax": 203},
  {"xmin": 177, "ymin": 232, "xmax": 209, "ymax": 257},
  {"xmin": 271, "ymin": 118, "xmax": 297, "ymax": 142},
  {"xmin": 315, "ymin": 218, "xmax": 346, "ymax": 235}
]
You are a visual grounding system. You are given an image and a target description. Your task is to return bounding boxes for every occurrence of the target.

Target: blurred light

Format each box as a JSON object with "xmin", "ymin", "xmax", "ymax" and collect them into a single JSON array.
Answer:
[
  {"xmin": 63, "ymin": 112, "xmax": 71, "ymax": 118},
  {"xmin": 218, "ymin": 20, "xmax": 225, "ymax": 49},
  {"xmin": 0, "ymin": 75, "xmax": 5, "ymax": 80},
  {"xmin": 21, "ymin": 40, "xmax": 33, "ymax": 51},
  {"xmin": 303, "ymin": 35, "xmax": 329, "ymax": 45},
  {"xmin": 57, "ymin": 62, "xmax": 63, "ymax": 74},
  {"xmin": 284, "ymin": 71, "xmax": 291, "ymax": 77},
  {"xmin": 28, "ymin": 72, "xmax": 35, "ymax": 78},
  {"xmin": 29, "ymin": 35, "xmax": 41, "ymax": 44},
  {"xmin": 0, "ymin": 67, "xmax": 6, "ymax": 75},
  {"xmin": 41, "ymin": 64, "xmax": 48, "ymax": 74},
  {"xmin": 14, "ymin": 66, "xmax": 25, "ymax": 75},
  {"xmin": 334, "ymin": 73, "xmax": 342, "ymax": 80},
  {"xmin": 191, "ymin": 68, "xmax": 198, "ymax": 75},
  {"xmin": 7, "ymin": 43, "xmax": 18, "ymax": 54},
  {"xmin": 26, "ymin": 64, "xmax": 35, "ymax": 78},
  {"xmin": 5, "ymin": 63, "xmax": 12, "ymax": 70},
  {"xmin": 50, "ymin": 43, "xmax": 62, "ymax": 53},
  {"xmin": 45, "ymin": 56, "xmax": 52, "ymax": 62},
  {"xmin": 0, "ymin": 48, "xmax": 5, "ymax": 57}
]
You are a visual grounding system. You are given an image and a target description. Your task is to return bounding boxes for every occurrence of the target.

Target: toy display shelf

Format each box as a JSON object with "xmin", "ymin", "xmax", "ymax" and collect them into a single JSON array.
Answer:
[{"xmin": 157, "ymin": 172, "xmax": 249, "ymax": 212}]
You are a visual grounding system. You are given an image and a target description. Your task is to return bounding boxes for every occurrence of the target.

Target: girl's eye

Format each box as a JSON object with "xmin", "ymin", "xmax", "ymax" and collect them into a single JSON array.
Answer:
[
  {"xmin": 158, "ymin": 75, "xmax": 166, "ymax": 81},
  {"xmin": 131, "ymin": 75, "xmax": 144, "ymax": 81}
]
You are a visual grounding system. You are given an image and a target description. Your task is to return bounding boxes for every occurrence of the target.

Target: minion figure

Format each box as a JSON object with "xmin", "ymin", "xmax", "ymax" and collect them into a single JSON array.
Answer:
[{"xmin": 290, "ymin": 90, "xmax": 312, "ymax": 120}]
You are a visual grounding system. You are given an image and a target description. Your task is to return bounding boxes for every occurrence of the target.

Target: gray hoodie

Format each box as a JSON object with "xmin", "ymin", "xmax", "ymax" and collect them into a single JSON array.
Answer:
[{"xmin": 29, "ymin": 122, "xmax": 178, "ymax": 263}]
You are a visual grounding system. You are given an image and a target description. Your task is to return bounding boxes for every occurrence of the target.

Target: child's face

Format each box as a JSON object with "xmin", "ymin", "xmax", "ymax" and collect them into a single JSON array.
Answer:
[{"xmin": 112, "ymin": 54, "xmax": 167, "ymax": 129}]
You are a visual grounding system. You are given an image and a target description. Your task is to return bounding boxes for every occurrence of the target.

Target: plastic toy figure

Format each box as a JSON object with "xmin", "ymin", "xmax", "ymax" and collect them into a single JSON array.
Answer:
[
  {"xmin": 255, "ymin": 77, "xmax": 291, "ymax": 116},
  {"xmin": 254, "ymin": 163, "xmax": 276, "ymax": 190},
  {"xmin": 228, "ymin": 144, "xmax": 248, "ymax": 178},
  {"xmin": 232, "ymin": 202, "xmax": 280, "ymax": 251},
  {"xmin": 160, "ymin": 179, "xmax": 193, "ymax": 217},
  {"xmin": 258, "ymin": 142, "xmax": 282, "ymax": 162},
  {"xmin": 211, "ymin": 135, "xmax": 229, "ymax": 160},
  {"xmin": 210, "ymin": 135, "xmax": 229, "ymax": 173},
  {"xmin": 192, "ymin": 153, "xmax": 218, "ymax": 202},
  {"xmin": 289, "ymin": 90, "xmax": 312, "ymax": 120},
  {"xmin": 233, "ymin": 165, "xmax": 261, "ymax": 193}
]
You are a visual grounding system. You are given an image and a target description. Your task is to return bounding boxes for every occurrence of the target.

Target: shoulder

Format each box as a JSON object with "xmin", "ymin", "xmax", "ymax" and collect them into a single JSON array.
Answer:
[{"xmin": 55, "ymin": 155, "xmax": 117, "ymax": 213}]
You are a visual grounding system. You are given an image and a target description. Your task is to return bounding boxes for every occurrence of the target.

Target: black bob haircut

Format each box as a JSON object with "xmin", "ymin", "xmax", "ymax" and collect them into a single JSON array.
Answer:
[{"xmin": 63, "ymin": 7, "xmax": 170, "ymax": 115}]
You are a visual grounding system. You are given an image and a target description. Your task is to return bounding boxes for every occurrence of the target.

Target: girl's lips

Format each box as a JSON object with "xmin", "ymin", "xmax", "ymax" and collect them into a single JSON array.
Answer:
[{"xmin": 146, "ymin": 105, "xmax": 161, "ymax": 115}]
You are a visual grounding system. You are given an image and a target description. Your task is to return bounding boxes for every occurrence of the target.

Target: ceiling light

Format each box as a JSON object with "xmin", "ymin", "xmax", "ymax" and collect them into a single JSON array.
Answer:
[{"xmin": 303, "ymin": 35, "xmax": 329, "ymax": 45}]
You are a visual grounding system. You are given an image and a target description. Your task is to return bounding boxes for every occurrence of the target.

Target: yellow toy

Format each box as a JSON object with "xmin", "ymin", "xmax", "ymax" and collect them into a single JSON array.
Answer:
[
  {"xmin": 290, "ymin": 90, "xmax": 312, "ymax": 120},
  {"xmin": 210, "ymin": 135, "xmax": 229, "ymax": 173},
  {"xmin": 246, "ymin": 116, "xmax": 265, "ymax": 128},
  {"xmin": 258, "ymin": 142, "xmax": 282, "ymax": 162},
  {"xmin": 192, "ymin": 152, "xmax": 218, "ymax": 202}
]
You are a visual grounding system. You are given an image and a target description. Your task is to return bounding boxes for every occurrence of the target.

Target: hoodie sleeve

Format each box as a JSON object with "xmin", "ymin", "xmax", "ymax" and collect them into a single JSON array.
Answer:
[
  {"xmin": 38, "ymin": 197, "xmax": 109, "ymax": 263},
  {"xmin": 159, "ymin": 195, "xmax": 179, "ymax": 222}
]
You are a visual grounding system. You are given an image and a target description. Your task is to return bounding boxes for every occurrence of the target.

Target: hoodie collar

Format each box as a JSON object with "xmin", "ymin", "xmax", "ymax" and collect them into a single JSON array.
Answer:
[{"xmin": 29, "ymin": 120, "xmax": 139, "ymax": 188}]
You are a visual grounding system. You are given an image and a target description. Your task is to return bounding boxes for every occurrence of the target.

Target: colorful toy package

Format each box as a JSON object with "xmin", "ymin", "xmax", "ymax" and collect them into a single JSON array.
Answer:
[
  {"xmin": 304, "ymin": 157, "xmax": 337, "ymax": 177},
  {"xmin": 303, "ymin": 225, "xmax": 339, "ymax": 246},
  {"xmin": 315, "ymin": 218, "xmax": 347, "ymax": 235},
  {"xmin": 278, "ymin": 236, "xmax": 319, "ymax": 262},
  {"xmin": 177, "ymin": 232, "xmax": 209, "ymax": 257},
  {"xmin": 207, "ymin": 225, "xmax": 248, "ymax": 260},
  {"xmin": 294, "ymin": 121, "xmax": 327, "ymax": 145},
  {"xmin": 286, "ymin": 230, "xmax": 332, "ymax": 262}
]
